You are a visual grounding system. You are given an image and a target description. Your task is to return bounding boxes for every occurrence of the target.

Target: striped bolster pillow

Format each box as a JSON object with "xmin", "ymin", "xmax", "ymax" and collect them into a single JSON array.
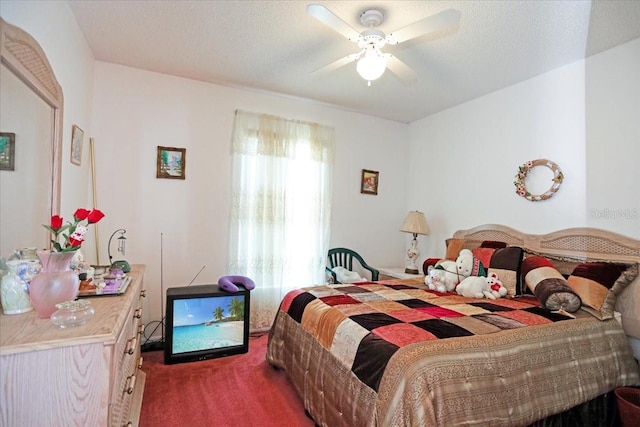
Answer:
[{"xmin": 521, "ymin": 256, "xmax": 581, "ymax": 313}]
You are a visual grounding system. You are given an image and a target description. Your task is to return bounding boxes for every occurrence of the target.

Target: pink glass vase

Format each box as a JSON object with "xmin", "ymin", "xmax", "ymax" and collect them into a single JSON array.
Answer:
[{"xmin": 29, "ymin": 250, "xmax": 80, "ymax": 319}]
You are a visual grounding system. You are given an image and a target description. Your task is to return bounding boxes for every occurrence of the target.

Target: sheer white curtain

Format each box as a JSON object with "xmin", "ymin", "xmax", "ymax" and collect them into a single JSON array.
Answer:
[{"xmin": 228, "ymin": 110, "xmax": 335, "ymax": 330}]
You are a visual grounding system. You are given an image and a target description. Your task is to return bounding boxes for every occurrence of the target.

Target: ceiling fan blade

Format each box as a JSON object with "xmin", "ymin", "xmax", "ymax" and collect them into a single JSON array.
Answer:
[
  {"xmin": 385, "ymin": 55, "xmax": 417, "ymax": 85},
  {"xmin": 307, "ymin": 4, "xmax": 362, "ymax": 42},
  {"xmin": 387, "ymin": 8, "xmax": 461, "ymax": 45},
  {"xmin": 312, "ymin": 53, "xmax": 361, "ymax": 75}
]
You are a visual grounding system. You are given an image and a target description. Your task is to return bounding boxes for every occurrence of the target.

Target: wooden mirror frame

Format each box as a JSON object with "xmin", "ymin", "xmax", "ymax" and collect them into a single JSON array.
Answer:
[{"xmin": 0, "ymin": 18, "xmax": 64, "ymax": 233}]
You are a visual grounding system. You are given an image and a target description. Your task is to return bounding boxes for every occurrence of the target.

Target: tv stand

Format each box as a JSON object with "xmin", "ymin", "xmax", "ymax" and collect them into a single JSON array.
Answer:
[{"xmin": 0, "ymin": 265, "xmax": 147, "ymax": 426}]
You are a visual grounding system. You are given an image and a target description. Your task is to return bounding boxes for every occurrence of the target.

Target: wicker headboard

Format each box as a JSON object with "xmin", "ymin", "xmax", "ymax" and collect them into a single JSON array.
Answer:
[
  {"xmin": 453, "ymin": 224, "xmax": 640, "ymax": 263},
  {"xmin": 452, "ymin": 224, "xmax": 640, "ymax": 341}
]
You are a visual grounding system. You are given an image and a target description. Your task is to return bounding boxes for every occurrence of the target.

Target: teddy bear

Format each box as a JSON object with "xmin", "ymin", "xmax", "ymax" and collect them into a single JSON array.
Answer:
[
  {"xmin": 456, "ymin": 272, "xmax": 507, "ymax": 300},
  {"xmin": 455, "ymin": 276, "xmax": 488, "ymax": 298},
  {"xmin": 425, "ymin": 260, "xmax": 459, "ymax": 293},
  {"xmin": 68, "ymin": 225, "xmax": 88, "ymax": 246},
  {"xmin": 456, "ymin": 248, "xmax": 487, "ymax": 279},
  {"xmin": 485, "ymin": 272, "xmax": 508, "ymax": 299}
]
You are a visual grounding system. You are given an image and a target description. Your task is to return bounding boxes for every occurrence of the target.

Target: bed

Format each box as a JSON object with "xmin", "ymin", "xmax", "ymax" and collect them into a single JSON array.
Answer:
[{"xmin": 266, "ymin": 225, "xmax": 640, "ymax": 426}]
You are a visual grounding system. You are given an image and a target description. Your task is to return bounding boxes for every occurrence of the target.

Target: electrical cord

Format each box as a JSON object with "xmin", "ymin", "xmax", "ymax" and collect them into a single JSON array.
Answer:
[{"xmin": 141, "ymin": 319, "xmax": 165, "ymax": 351}]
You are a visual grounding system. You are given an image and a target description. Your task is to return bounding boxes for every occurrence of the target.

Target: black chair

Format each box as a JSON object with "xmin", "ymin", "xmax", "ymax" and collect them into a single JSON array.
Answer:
[{"xmin": 325, "ymin": 247, "xmax": 379, "ymax": 283}]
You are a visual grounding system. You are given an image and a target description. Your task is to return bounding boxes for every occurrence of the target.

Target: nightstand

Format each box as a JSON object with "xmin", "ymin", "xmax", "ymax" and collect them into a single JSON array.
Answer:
[{"xmin": 377, "ymin": 267, "xmax": 424, "ymax": 280}]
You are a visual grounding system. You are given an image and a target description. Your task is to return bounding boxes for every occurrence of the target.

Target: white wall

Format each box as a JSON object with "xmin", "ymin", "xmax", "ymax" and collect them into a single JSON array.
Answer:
[
  {"xmin": 90, "ymin": 62, "xmax": 409, "ymax": 323},
  {"xmin": 407, "ymin": 37, "xmax": 640, "ymax": 263},
  {"xmin": 407, "ymin": 60, "xmax": 588, "ymax": 259},
  {"xmin": 585, "ymin": 38, "xmax": 640, "ymax": 238}
]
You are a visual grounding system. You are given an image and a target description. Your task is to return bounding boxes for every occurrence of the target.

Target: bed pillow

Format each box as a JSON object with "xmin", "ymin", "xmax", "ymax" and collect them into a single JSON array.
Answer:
[
  {"xmin": 472, "ymin": 247, "xmax": 496, "ymax": 270},
  {"xmin": 487, "ymin": 246, "xmax": 524, "ymax": 298},
  {"xmin": 521, "ymin": 256, "xmax": 581, "ymax": 313},
  {"xmin": 567, "ymin": 262, "xmax": 639, "ymax": 320},
  {"xmin": 444, "ymin": 238, "xmax": 484, "ymax": 260},
  {"xmin": 422, "ymin": 258, "xmax": 442, "ymax": 275},
  {"xmin": 480, "ymin": 240, "xmax": 507, "ymax": 249},
  {"xmin": 445, "ymin": 239, "xmax": 466, "ymax": 260}
]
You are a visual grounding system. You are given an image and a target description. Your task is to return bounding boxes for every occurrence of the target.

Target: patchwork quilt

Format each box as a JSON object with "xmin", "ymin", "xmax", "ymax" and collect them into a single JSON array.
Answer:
[
  {"xmin": 279, "ymin": 280, "xmax": 573, "ymax": 393},
  {"xmin": 268, "ymin": 278, "xmax": 640, "ymax": 427}
]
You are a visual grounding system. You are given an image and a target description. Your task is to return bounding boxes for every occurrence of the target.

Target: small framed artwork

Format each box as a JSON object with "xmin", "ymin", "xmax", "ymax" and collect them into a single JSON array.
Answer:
[
  {"xmin": 0, "ymin": 132, "xmax": 16, "ymax": 171},
  {"xmin": 157, "ymin": 146, "xmax": 186, "ymax": 180},
  {"xmin": 360, "ymin": 169, "xmax": 379, "ymax": 195},
  {"xmin": 71, "ymin": 125, "xmax": 84, "ymax": 166}
]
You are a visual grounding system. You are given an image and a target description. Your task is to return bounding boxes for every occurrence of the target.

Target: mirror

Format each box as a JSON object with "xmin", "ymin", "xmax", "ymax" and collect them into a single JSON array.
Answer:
[{"xmin": 0, "ymin": 19, "xmax": 63, "ymax": 257}]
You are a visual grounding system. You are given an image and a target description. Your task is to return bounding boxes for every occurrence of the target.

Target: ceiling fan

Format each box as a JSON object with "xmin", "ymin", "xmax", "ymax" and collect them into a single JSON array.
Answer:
[{"xmin": 307, "ymin": 4, "xmax": 461, "ymax": 86}]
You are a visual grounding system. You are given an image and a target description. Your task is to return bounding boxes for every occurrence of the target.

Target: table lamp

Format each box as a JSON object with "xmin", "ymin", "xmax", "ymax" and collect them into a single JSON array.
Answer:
[{"xmin": 400, "ymin": 211, "xmax": 429, "ymax": 274}]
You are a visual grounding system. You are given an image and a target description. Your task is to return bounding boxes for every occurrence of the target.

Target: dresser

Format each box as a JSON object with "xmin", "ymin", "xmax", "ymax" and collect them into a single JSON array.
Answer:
[{"xmin": 0, "ymin": 265, "xmax": 146, "ymax": 426}]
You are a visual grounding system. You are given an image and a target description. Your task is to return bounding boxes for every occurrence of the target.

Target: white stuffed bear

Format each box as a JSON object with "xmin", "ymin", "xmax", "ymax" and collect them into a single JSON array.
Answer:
[
  {"xmin": 456, "ymin": 272, "xmax": 508, "ymax": 300},
  {"xmin": 485, "ymin": 272, "xmax": 508, "ymax": 299},
  {"xmin": 456, "ymin": 249, "xmax": 487, "ymax": 279},
  {"xmin": 332, "ymin": 266, "xmax": 365, "ymax": 283},
  {"xmin": 455, "ymin": 276, "xmax": 488, "ymax": 298},
  {"xmin": 425, "ymin": 260, "xmax": 459, "ymax": 293}
]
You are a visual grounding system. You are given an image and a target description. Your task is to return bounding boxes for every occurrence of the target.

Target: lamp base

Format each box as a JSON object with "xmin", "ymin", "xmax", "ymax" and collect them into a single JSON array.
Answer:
[{"xmin": 404, "ymin": 268, "xmax": 420, "ymax": 275}]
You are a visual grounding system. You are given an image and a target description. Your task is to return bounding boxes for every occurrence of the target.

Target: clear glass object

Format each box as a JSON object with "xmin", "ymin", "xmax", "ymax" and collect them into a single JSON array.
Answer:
[{"xmin": 50, "ymin": 300, "xmax": 95, "ymax": 328}]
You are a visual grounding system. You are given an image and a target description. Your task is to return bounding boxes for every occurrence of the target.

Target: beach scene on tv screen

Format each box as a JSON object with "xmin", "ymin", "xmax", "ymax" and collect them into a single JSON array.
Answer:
[{"xmin": 171, "ymin": 295, "xmax": 245, "ymax": 354}]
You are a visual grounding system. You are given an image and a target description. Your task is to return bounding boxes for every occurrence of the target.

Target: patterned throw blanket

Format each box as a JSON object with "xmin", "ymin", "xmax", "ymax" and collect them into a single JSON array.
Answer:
[{"xmin": 278, "ymin": 280, "xmax": 574, "ymax": 393}]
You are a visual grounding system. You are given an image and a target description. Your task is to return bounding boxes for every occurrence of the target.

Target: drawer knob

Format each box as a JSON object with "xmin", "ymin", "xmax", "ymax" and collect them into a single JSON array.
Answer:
[
  {"xmin": 126, "ymin": 336, "xmax": 138, "ymax": 355},
  {"xmin": 125, "ymin": 374, "xmax": 136, "ymax": 394},
  {"xmin": 140, "ymin": 289, "xmax": 146, "ymax": 298},
  {"xmin": 133, "ymin": 308, "xmax": 142, "ymax": 319}
]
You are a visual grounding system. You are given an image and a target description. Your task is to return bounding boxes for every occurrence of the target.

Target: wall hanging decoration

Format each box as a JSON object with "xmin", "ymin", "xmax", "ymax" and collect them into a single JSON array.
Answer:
[
  {"xmin": 361, "ymin": 169, "xmax": 379, "ymax": 195},
  {"xmin": 0, "ymin": 132, "xmax": 15, "ymax": 171},
  {"xmin": 514, "ymin": 159, "xmax": 563, "ymax": 202},
  {"xmin": 157, "ymin": 146, "xmax": 186, "ymax": 179},
  {"xmin": 70, "ymin": 125, "xmax": 83, "ymax": 166}
]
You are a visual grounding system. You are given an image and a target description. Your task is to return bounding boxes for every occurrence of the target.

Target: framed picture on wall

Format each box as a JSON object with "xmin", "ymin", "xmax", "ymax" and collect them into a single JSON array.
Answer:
[
  {"xmin": 71, "ymin": 125, "xmax": 84, "ymax": 166},
  {"xmin": 360, "ymin": 169, "xmax": 379, "ymax": 195},
  {"xmin": 0, "ymin": 132, "xmax": 16, "ymax": 171},
  {"xmin": 156, "ymin": 146, "xmax": 186, "ymax": 179}
]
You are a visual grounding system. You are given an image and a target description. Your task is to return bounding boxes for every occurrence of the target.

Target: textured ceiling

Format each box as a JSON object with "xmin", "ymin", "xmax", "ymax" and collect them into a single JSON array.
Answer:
[{"xmin": 68, "ymin": 1, "xmax": 640, "ymax": 123}]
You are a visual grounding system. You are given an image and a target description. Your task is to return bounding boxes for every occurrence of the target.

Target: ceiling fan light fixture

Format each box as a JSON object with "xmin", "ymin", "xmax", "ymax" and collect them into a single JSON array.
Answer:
[{"xmin": 356, "ymin": 52, "xmax": 386, "ymax": 83}]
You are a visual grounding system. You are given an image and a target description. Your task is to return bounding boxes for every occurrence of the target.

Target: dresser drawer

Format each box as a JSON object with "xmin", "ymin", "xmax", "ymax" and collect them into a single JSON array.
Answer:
[{"xmin": 110, "ymin": 291, "xmax": 144, "ymax": 426}]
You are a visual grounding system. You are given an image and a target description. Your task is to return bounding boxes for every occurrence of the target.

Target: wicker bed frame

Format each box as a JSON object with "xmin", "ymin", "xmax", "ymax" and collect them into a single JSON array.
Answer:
[
  {"xmin": 452, "ymin": 224, "xmax": 640, "ymax": 263},
  {"xmin": 452, "ymin": 224, "xmax": 640, "ymax": 340}
]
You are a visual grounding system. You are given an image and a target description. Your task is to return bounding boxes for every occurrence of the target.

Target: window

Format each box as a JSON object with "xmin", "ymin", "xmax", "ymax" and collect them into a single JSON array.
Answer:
[{"xmin": 228, "ymin": 110, "xmax": 334, "ymax": 329}]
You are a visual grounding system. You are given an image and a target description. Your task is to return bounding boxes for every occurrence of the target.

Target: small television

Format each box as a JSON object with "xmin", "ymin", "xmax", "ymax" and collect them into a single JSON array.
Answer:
[{"xmin": 164, "ymin": 284, "xmax": 250, "ymax": 365}]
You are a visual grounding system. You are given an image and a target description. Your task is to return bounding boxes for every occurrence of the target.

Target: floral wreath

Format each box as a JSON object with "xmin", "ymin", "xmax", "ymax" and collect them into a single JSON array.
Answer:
[{"xmin": 514, "ymin": 159, "xmax": 563, "ymax": 202}]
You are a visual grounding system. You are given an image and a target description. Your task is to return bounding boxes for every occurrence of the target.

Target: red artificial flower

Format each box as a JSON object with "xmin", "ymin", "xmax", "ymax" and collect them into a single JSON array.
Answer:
[
  {"xmin": 50, "ymin": 215, "xmax": 63, "ymax": 231},
  {"xmin": 87, "ymin": 209, "xmax": 105, "ymax": 224},
  {"xmin": 43, "ymin": 207, "xmax": 106, "ymax": 252},
  {"xmin": 74, "ymin": 208, "xmax": 91, "ymax": 221}
]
